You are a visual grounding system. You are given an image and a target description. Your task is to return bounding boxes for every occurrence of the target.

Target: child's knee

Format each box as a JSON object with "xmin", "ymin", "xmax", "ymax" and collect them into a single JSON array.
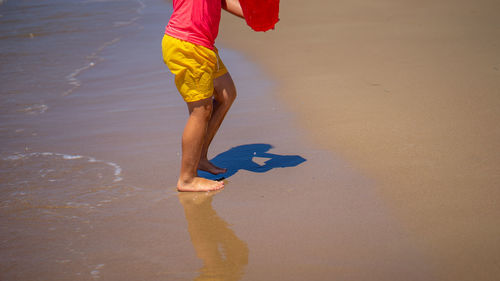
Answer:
[
  {"xmin": 227, "ymin": 88, "xmax": 237, "ymax": 103},
  {"xmin": 214, "ymin": 73, "xmax": 237, "ymax": 102},
  {"xmin": 221, "ymin": 89, "xmax": 237, "ymax": 107},
  {"xmin": 215, "ymin": 85, "xmax": 237, "ymax": 106}
]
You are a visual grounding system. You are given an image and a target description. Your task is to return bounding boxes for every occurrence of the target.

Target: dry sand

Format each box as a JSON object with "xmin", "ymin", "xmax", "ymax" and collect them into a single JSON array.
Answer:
[{"xmin": 219, "ymin": 0, "xmax": 500, "ymax": 280}]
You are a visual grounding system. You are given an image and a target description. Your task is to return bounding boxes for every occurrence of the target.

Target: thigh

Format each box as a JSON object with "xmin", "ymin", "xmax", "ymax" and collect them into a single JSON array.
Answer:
[{"xmin": 213, "ymin": 72, "xmax": 237, "ymax": 103}]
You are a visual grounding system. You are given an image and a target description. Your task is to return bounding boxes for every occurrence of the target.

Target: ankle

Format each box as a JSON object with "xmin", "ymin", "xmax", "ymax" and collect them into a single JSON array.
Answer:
[{"xmin": 178, "ymin": 175, "xmax": 194, "ymax": 185}]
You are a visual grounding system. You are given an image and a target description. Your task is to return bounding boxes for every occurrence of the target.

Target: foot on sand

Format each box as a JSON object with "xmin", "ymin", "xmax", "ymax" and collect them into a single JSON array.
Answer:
[
  {"xmin": 177, "ymin": 177, "xmax": 224, "ymax": 192},
  {"xmin": 198, "ymin": 159, "xmax": 227, "ymax": 175}
]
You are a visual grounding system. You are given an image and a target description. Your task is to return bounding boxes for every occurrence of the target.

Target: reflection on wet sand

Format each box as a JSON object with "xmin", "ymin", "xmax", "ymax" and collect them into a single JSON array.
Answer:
[{"xmin": 178, "ymin": 192, "xmax": 248, "ymax": 281}]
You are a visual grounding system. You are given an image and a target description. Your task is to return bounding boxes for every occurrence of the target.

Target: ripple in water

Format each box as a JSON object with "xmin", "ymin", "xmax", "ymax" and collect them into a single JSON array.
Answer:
[
  {"xmin": 17, "ymin": 103, "xmax": 49, "ymax": 115},
  {"xmin": 0, "ymin": 152, "xmax": 139, "ymax": 218}
]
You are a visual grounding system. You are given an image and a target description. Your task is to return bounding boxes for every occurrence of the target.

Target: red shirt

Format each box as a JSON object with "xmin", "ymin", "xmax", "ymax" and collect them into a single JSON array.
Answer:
[{"xmin": 165, "ymin": 0, "xmax": 222, "ymax": 49}]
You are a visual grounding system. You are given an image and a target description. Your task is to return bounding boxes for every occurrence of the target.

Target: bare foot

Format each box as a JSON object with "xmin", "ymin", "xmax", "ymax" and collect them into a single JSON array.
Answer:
[
  {"xmin": 198, "ymin": 158, "xmax": 227, "ymax": 175},
  {"xmin": 177, "ymin": 177, "xmax": 224, "ymax": 192}
]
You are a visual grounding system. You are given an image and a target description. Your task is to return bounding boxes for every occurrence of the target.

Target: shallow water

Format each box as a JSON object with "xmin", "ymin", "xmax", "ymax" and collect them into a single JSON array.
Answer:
[
  {"xmin": 0, "ymin": 0, "xmax": 148, "ymax": 178},
  {"xmin": 0, "ymin": 1, "xmax": 169, "ymax": 278},
  {"xmin": 0, "ymin": 0, "xmax": 145, "ymax": 111}
]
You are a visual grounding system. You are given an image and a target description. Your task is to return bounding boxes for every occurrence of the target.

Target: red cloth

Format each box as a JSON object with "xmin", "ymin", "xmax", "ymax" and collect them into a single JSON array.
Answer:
[{"xmin": 240, "ymin": 0, "xmax": 280, "ymax": 32}]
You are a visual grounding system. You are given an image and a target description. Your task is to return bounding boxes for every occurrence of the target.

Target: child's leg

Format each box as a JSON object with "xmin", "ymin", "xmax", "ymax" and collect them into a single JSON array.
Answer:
[
  {"xmin": 177, "ymin": 98, "xmax": 224, "ymax": 192},
  {"xmin": 198, "ymin": 73, "xmax": 237, "ymax": 174}
]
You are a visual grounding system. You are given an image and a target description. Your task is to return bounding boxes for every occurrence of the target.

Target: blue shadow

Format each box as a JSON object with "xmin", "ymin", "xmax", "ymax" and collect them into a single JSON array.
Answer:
[{"xmin": 198, "ymin": 143, "xmax": 307, "ymax": 180}]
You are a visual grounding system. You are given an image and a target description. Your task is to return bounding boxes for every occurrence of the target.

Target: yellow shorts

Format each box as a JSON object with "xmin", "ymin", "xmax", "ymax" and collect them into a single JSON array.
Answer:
[{"xmin": 161, "ymin": 34, "xmax": 228, "ymax": 102}]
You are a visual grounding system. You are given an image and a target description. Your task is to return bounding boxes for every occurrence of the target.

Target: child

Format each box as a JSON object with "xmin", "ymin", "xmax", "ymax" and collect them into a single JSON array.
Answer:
[{"xmin": 162, "ymin": 0, "xmax": 244, "ymax": 192}]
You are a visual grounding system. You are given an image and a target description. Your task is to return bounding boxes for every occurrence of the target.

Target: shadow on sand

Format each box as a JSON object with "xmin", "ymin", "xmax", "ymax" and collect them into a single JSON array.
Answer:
[{"xmin": 199, "ymin": 143, "xmax": 307, "ymax": 180}]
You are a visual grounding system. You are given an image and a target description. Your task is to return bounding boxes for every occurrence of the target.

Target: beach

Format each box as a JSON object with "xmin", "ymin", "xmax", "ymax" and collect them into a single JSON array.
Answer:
[
  {"xmin": 1, "ymin": 0, "xmax": 499, "ymax": 280},
  {"xmin": 220, "ymin": 0, "xmax": 500, "ymax": 280}
]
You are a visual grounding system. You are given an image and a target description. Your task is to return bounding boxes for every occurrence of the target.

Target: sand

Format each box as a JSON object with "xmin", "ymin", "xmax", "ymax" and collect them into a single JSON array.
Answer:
[
  {"xmin": 2, "ymin": 0, "xmax": 499, "ymax": 280},
  {"xmin": 218, "ymin": 0, "xmax": 500, "ymax": 280}
]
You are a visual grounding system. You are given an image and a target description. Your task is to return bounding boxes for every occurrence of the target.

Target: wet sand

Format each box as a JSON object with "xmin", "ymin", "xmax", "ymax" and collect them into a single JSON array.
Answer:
[
  {"xmin": 1, "ymin": 28, "xmax": 430, "ymax": 280},
  {"xmin": 219, "ymin": 0, "xmax": 500, "ymax": 280},
  {"xmin": 3, "ymin": 0, "xmax": 417, "ymax": 279},
  {"xmin": 2, "ymin": 0, "xmax": 499, "ymax": 280}
]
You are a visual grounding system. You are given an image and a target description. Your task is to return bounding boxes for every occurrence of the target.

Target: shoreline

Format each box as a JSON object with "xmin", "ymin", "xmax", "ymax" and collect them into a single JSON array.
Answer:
[
  {"xmin": 219, "ymin": 0, "xmax": 500, "ymax": 280},
  {"xmin": 2, "ymin": 0, "xmax": 499, "ymax": 279}
]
